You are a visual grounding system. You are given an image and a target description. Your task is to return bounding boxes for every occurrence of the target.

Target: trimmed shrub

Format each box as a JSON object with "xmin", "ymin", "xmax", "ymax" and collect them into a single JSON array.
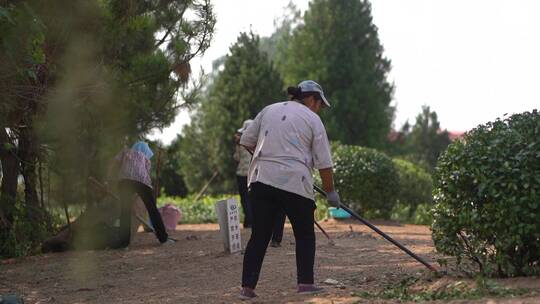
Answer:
[
  {"xmin": 332, "ymin": 144, "xmax": 399, "ymax": 219},
  {"xmin": 393, "ymin": 158, "xmax": 433, "ymax": 215},
  {"xmin": 432, "ymin": 110, "xmax": 540, "ymax": 277}
]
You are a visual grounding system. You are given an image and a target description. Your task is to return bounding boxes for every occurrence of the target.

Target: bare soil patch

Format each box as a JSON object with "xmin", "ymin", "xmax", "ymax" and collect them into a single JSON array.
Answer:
[{"xmin": 1, "ymin": 219, "xmax": 539, "ymax": 303}]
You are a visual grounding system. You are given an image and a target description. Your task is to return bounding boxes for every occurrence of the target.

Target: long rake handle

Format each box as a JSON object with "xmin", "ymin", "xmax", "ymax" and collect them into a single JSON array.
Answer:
[
  {"xmin": 240, "ymin": 145, "xmax": 435, "ymax": 271},
  {"xmin": 314, "ymin": 220, "xmax": 333, "ymax": 243},
  {"xmin": 313, "ymin": 184, "xmax": 437, "ymax": 272}
]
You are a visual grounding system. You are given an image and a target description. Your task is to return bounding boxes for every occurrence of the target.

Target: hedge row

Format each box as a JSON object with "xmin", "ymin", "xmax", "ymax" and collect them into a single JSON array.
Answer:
[
  {"xmin": 160, "ymin": 145, "xmax": 434, "ymax": 222},
  {"xmin": 332, "ymin": 144, "xmax": 432, "ymax": 219}
]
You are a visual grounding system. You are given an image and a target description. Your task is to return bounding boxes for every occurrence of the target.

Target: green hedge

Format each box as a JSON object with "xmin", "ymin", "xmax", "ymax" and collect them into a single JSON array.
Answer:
[
  {"xmin": 332, "ymin": 144, "xmax": 399, "ymax": 219},
  {"xmin": 391, "ymin": 202, "xmax": 433, "ymax": 225},
  {"xmin": 159, "ymin": 194, "xmax": 330, "ymax": 224},
  {"xmin": 393, "ymin": 158, "xmax": 433, "ymax": 209},
  {"xmin": 432, "ymin": 110, "xmax": 540, "ymax": 277},
  {"xmin": 158, "ymin": 194, "xmax": 238, "ymax": 224},
  {"xmin": 391, "ymin": 158, "xmax": 433, "ymax": 222},
  {"xmin": 161, "ymin": 147, "xmax": 434, "ymax": 224}
]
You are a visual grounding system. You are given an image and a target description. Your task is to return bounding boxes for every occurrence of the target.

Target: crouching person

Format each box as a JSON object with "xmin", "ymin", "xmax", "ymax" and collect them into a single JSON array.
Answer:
[{"xmin": 109, "ymin": 141, "xmax": 169, "ymax": 247}]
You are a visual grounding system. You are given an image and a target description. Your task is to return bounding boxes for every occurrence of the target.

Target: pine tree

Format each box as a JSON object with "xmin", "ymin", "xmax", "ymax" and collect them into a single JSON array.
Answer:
[
  {"xmin": 0, "ymin": 0, "xmax": 215, "ymax": 255},
  {"xmin": 180, "ymin": 32, "xmax": 283, "ymax": 192},
  {"xmin": 407, "ymin": 106, "xmax": 452, "ymax": 171},
  {"xmin": 277, "ymin": 0, "xmax": 394, "ymax": 148}
]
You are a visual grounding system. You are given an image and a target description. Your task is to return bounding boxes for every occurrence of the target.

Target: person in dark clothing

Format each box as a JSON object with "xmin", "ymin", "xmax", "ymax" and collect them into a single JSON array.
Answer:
[{"xmin": 109, "ymin": 141, "xmax": 169, "ymax": 247}]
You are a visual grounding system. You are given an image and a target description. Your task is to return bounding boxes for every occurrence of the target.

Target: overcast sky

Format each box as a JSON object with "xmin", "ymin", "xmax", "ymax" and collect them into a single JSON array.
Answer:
[{"xmin": 150, "ymin": 0, "xmax": 540, "ymax": 145}]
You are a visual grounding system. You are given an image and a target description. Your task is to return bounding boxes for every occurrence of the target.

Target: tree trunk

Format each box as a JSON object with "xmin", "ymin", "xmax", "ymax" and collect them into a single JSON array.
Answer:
[
  {"xmin": 154, "ymin": 148, "xmax": 162, "ymax": 197},
  {"xmin": 18, "ymin": 126, "xmax": 41, "ymax": 221},
  {"xmin": 0, "ymin": 127, "xmax": 19, "ymax": 232},
  {"xmin": 39, "ymin": 159, "xmax": 44, "ymax": 208}
]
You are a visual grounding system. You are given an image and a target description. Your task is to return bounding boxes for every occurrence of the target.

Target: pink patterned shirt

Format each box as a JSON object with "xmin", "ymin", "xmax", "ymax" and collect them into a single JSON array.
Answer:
[{"xmin": 115, "ymin": 149, "xmax": 153, "ymax": 188}]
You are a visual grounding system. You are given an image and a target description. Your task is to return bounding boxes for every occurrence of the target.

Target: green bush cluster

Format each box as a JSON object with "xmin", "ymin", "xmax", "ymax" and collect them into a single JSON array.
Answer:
[
  {"xmin": 391, "ymin": 203, "xmax": 433, "ymax": 225},
  {"xmin": 390, "ymin": 158, "xmax": 434, "ymax": 223},
  {"xmin": 393, "ymin": 158, "xmax": 433, "ymax": 210},
  {"xmin": 163, "ymin": 145, "xmax": 434, "ymax": 224},
  {"xmin": 0, "ymin": 201, "xmax": 59, "ymax": 258},
  {"xmin": 158, "ymin": 194, "xmax": 238, "ymax": 224},
  {"xmin": 159, "ymin": 194, "xmax": 330, "ymax": 224},
  {"xmin": 332, "ymin": 144, "xmax": 399, "ymax": 219},
  {"xmin": 432, "ymin": 110, "xmax": 540, "ymax": 277}
]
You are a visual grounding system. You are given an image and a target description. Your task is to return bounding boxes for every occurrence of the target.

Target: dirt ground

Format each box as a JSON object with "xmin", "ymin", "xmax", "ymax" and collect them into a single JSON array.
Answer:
[{"xmin": 1, "ymin": 219, "xmax": 539, "ymax": 304}]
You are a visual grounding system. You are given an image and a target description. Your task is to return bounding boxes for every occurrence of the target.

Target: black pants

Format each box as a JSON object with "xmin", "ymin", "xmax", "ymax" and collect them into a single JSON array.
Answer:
[
  {"xmin": 242, "ymin": 182, "xmax": 316, "ymax": 288},
  {"xmin": 117, "ymin": 179, "xmax": 168, "ymax": 247},
  {"xmin": 236, "ymin": 175, "xmax": 253, "ymax": 227},
  {"xmin": 271, "ymin": 209, "xmax": 286, "ymax": 243}
]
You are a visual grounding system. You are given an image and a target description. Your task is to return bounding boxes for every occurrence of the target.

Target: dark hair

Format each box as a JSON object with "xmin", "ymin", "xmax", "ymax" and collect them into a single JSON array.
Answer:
[
  {"xmin": 287, "ymin": 86, "xmax": 302, "ymax": 100},
  {"xmin": 287, "ymin": 86, "xmax": 322, "ymax": 102}
]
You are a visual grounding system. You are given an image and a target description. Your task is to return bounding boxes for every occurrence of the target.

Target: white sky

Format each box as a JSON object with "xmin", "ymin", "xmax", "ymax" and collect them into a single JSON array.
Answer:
[{"xmin": 150, "ymin": 0, "xmax": 540, "ymax": 145}]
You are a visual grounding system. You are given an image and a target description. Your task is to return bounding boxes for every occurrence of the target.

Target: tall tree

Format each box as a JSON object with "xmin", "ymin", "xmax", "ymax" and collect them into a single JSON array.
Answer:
[
  {"xmin": 277, "ymin": 0, "xmax": 394, "ymax": 148},
  {"xmin": 158, "ymin": 135, "xmax": 188, "ymax": 197},
  {"xmin": 1, "ymin": 2, "xmax": 51, "ymax": 238},
  {"xmin": 180, "ymin": 32, "xmax": 284, "ymax": 193},
  {"xmin": 384, "ymin": 121, "xmax": 411, "ymax": 157},
  {"xmin": 406, "ymin": 106, "xmax": 452, "ymax": 171},
  {"xmin": 0, "ymin": 0, "xmax": 215, "ymax": 256},
  {"xmin": 177, "ymin": 113, "xmax": 218, "ymax": 193},
  {"xmin": 260, "ymin": 2, "xmax": 301, "ymax": 62}
]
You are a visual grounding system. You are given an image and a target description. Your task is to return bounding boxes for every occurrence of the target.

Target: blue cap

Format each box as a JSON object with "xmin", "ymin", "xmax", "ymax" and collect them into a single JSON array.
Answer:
[{"xmin": 131, "ymin": 141, "xmax": 154, "ymax": 159}]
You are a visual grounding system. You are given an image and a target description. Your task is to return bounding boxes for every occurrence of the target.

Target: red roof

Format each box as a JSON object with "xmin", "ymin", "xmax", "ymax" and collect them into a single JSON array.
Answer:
[
  {"xmin": 387, "ymin": 130, "xmax": 465, "ymax": 142},
  {"xmin": 447, "ymin": 131, "xmax": 465, "ymax": 140}
]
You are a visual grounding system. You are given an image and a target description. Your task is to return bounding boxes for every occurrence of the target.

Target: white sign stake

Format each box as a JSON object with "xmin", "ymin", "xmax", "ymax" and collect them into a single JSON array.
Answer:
[{"xmin": 215, "ymin": 198, "xmax": 242, "ymax": 253}]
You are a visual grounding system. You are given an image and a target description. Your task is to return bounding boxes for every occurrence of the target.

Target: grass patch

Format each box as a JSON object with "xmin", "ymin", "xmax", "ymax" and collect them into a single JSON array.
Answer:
[
  {"xmin": 158, "ymin": 194, "xmax": 238, "ymax": 224},
  {"xmin": 390, "ymin": 202, "xmax": 433, "ymax": 225},
  {"xmin": 355, "ymin": 276, "xmax": 534, "ymax": 302},
  {"xmin": 159, "ymin": 194, "xmax": 331, "ymax": 224}
]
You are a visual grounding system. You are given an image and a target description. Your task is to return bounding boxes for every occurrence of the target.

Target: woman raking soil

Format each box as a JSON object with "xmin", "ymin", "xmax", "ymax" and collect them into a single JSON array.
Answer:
[{"xmin": 238, "ymin": 80, "xmax": 342, "ymax": 299}]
